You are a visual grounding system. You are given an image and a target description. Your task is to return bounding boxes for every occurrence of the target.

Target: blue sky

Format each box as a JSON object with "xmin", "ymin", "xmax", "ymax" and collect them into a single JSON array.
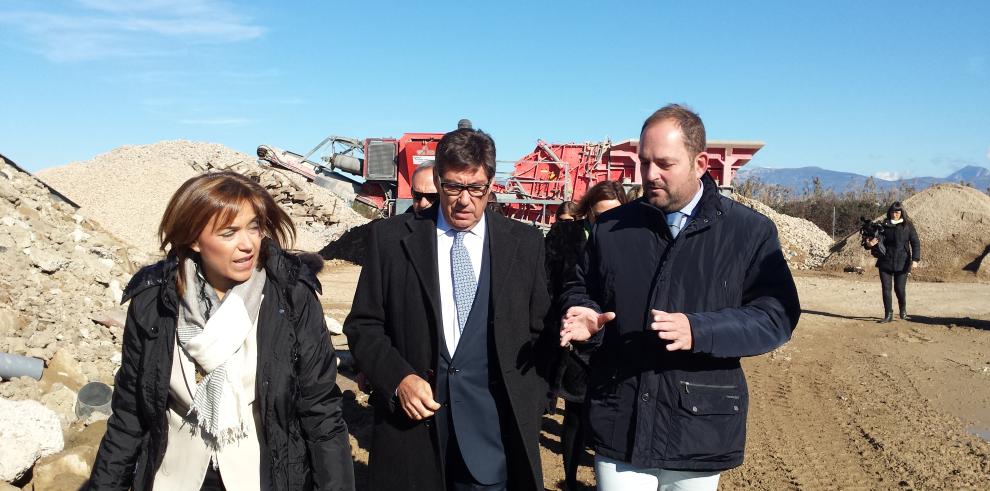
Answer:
[{"xmin": 1, "ymin": 0, "xmax": 987, "ymax": 180}]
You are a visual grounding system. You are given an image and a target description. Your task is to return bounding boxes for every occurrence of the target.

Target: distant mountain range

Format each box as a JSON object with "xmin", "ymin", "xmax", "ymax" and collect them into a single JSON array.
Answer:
[{"xmin": 735, "ymin": 165, "xmax": 990, "ymax": 196}]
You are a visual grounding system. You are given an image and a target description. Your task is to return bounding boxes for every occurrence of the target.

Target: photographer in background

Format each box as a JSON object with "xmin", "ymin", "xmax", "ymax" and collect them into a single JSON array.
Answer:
[{"xmin": 865, "ymin": 201, "xmax": 921, "ymax": 323}]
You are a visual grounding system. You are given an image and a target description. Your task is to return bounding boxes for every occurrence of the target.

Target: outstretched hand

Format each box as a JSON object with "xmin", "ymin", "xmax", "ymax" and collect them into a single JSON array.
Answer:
[{"xmin": 560, "ymin": 306, "xmax": 616, "ymax": 347}]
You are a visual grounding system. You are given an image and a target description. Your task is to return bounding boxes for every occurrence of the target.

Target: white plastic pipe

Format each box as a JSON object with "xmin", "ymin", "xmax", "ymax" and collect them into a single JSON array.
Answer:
[{"xmin": 0, "ymin": 352, "xmax": 44, "ymax": 380}]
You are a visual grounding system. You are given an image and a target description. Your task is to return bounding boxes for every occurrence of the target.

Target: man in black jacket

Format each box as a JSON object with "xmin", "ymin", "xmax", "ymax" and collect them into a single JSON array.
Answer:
[
  {"xmin": 345, "ymin": 128, "xmax": 552, "ymax": 491},
  {"xmin": 559, "ymin": 104, "xmax": 800, "ymax": 490}
]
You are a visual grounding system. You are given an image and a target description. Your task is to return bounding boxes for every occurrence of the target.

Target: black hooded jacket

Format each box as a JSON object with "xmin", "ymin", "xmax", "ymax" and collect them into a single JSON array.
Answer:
[{"xmin": 87, "ymin": 240, "xmax": 354, "ymax": 490}]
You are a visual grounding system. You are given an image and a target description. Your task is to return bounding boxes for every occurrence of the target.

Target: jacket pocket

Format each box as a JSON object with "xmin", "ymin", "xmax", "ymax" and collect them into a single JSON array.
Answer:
[{"xmin": 665, "ymin": 380, "xmax": 747, "ymax": 462}]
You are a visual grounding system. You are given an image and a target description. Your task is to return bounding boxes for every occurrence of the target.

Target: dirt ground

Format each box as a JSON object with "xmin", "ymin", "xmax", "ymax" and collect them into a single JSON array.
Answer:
[{"xmin": 319, "ymin": 263, "xmax": 990, "ymax": 490}]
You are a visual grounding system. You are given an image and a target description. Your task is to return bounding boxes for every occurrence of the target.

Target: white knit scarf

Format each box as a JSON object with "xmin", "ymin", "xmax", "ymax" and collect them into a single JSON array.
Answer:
[{"xmin": 177, "ymin": 258, "xmax": 266, "ymax": 449}]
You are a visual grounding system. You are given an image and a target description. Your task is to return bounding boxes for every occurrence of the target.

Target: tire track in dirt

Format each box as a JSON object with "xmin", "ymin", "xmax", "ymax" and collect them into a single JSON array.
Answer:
[
  {"xmin": 728, "ymin": 350, "xmax": 877, "ymax": 490},
  {"xmin": 833, "ymin": 338, "xmax": 990, "ymax": 489}
]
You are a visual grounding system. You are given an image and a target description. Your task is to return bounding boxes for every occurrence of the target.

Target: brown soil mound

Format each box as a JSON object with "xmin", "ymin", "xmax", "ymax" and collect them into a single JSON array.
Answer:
[
  {"xmin": 37, "ymin": 140, "xmax": 368, "ymax": 255},
  {"xmin": 823, "ymin": 184, "xmax": 990, "ymax": 281},
  {"xmin": 733, "ymin": 194, "xmax": 833, "ymax": 270}
]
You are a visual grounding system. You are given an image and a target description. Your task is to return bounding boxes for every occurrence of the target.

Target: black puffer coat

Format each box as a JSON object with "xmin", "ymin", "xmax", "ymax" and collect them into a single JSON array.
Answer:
[
  {"xmin": 87, "ymin": 240, "xmax": 354, "ymax": 490},
  {"xmin": 561, "ymin": 174, "xmax": 801, "ymax": 472},
  {"xmin": 873, "ymin": 220, "xmax": 921, "ymax": 273},
  {"xmin": 545, "ymin": 219, "xmax": 591, "ymax": 402}
]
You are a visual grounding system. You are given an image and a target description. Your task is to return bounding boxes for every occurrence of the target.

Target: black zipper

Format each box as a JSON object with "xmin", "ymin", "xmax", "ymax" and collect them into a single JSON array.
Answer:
[{"xmin": 680, "ymin": 381, "xmax": 737, "ymax": 393}]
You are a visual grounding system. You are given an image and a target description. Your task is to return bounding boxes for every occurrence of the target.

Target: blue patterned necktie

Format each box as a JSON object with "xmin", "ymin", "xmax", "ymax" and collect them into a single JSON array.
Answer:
[
  {"xmin": 667, "ymin": 211, "xmax": 685, "ymax": 238},
  {"xmin": 451, "ymin": 231, "xmax": 477, "ymax": 334}
]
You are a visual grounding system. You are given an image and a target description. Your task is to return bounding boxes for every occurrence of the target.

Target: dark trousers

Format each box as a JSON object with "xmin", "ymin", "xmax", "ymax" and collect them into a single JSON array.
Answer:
[
  {"xmin": 879, "ymin": 269, "xmax": 908, "ymax": 313},
  {"xmin": 200, "ymin": 466, "xmax": 226, "ymax": 491},
  {"xmin": 561, "ymin": 400, "xmax": 587, "ymax": 490},
  {"xmin": 445, "ymin": 428, "xmax": 508, "ymax": 491}
]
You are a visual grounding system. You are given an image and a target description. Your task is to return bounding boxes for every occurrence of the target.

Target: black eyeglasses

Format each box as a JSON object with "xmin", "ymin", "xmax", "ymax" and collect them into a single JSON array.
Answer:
[
  {"xmin": 412, "ymin": 191, "xmax": 439, "ymax": 202},
  {"xmin": 438, "ymin": 179, "xmax": 491, "ymax": 198}
]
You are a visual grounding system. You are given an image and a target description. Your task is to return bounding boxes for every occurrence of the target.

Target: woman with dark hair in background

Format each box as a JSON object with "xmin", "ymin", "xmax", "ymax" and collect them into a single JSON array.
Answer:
[
  {"xmin": 88, "ymin": 171, "xmax": 354, "ymax": 490},
  {"xmin": 555, "ymin": 200, "xmax": 579, "ymax": 222},
  {"xmin": 866, "ymin": 201, "xmax": 921, "ymax": 323},
  {"xmin": 544, "ymin": 181, "xmax": 627, "ymax": 490}
]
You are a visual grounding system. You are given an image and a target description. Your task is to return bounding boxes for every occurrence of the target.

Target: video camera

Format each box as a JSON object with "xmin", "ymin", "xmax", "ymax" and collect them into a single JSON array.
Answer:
[{"xmin": 858, "ymin": 216, "xmax": 884, "ymax": 250}]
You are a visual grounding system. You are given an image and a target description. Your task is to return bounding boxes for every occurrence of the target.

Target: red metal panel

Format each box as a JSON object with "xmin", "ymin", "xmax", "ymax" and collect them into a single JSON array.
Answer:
[
  {"xmin": 395, "ymin": 133, "xmax": 443, "ymax": 201},
  {"xmin": 501, "ymin": 139, "xmax": 762, "ymax": 226}
]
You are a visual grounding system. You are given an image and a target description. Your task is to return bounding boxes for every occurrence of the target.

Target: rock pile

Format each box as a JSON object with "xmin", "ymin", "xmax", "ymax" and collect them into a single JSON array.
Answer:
[
  {"xmin": 1, "ymin": 154, "xmax": 136, "ymax": 485},
  {"xmin": 0, "ymin": 155, "xmax": 140, "ymax": 377},
  {"xmin": 823, "ymin": 184, "xmax": 990, "ymax": 282},
  {"xmin": 0, "ymin": 398, "xmax": 64, "ymax": 483},
  {"xmin": 37, "ymin": 140, "xmax": 368, "ymax": 254},
  {"xmin": 732, "ymin": 194, "xmax": 834, "ymax": 270}
]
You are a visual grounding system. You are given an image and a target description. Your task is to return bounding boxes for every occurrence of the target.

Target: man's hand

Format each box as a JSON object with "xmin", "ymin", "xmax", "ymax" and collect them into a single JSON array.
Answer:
[
  {"xmin": 650, "ymin": 310, "xmax": 693, "ymax": 351},
  {"xmin": 560, "ymin": 306, "xmax": 616, "ymax": 347},
  {"xmin": 912, "ymin": 260, "xmax": 919, "ymax": 269},
  {"xmin": 396, "ymin": 374, "xmax": 440, "ymax": 421},
  {"xmin": 866, "ymin": 238, "xmax": 879, "ymax": 247}
]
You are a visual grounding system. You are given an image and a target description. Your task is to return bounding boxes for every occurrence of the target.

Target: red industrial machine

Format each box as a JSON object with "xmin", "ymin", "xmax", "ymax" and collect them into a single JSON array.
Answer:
[
  {"xmin": 257, "ymin": 129, "xmax": 762, "ymax": 227},
  {"xmin": 497, "ymin": 139, "xmax": 763, "ymax": 225},
  {"xmin": 258, "ymin": 133, "xmax": 443, "ymax": 218}
]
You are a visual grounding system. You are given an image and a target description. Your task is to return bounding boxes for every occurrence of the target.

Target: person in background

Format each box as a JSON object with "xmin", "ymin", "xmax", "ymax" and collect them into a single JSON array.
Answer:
[
  {"xmin": 555, "ymin": 201, "xmax": 579, "ymax": 222},
  {"xmin": 866, "ymin": 201, "xmax": 921, "ymax": 322},
  {"xmin": 410, "ymin": 162, "xmax": 439, "ymax": 215},
  {"xmin": 87, "ymin": 171, "xmax": 354, "ymax": 490},
  {"xmin": 544, "ymin": 182, "xmax": 627, "ymax": 491}
]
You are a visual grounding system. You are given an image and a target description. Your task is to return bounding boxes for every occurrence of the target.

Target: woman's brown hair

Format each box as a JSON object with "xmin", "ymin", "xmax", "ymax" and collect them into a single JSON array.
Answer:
[
  {"xmin": 576, "ymin": 180, "xmax": 628, "ymax": 219},
  {"xmin": 158, "ymin": 171, "xmax": 296, "ymax": 297}
]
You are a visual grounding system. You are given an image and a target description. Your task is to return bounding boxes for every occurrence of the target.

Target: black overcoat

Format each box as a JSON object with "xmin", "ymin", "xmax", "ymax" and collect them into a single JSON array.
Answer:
[{"xmin": 343, "ymin": 208, "xmax": 553, "ymax": 491}]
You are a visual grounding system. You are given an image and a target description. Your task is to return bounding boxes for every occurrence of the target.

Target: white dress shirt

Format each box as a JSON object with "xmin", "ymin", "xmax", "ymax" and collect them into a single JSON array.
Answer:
[{"xmin": 436, "ymin": 210, "xmax": 486, "ymax": 356}]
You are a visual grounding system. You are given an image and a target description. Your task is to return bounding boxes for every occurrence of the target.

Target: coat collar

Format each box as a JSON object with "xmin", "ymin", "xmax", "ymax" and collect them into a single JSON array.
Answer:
[
  {"xmin": 635, "ymin": 173, "xmax": 725, "ymax": 237},
  {"xmin": 400, "ymin": 207, "xmax": 521, "ymax": 326}
]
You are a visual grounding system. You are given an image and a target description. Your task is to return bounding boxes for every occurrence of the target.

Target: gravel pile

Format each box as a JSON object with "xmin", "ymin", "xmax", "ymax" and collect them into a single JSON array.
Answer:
[
  {"xmin": 824, "ymin": 184, "xmax": 990, "ymax": 281},
  {"xmin": 0, "ymin": 155, "xmax": 143, "ymax": 378},
  {"xmin": 37, "ymin": 140, "xmax": 368, "ymax": 254},
  {"xmin": 732, "ymin": 194, "xmax": 834, "ymax": 270}
]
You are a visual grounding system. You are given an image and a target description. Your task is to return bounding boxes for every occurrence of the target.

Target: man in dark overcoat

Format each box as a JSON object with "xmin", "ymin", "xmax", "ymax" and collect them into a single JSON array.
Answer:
[{"xmin": 344, "ymin": 128, "xmax": 552, "ymax": 490}]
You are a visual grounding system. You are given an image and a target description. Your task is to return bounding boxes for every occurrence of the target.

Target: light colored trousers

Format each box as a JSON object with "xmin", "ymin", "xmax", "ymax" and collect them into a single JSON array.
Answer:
[{"xmin": 595, "ymin": 455, "xmax": 721, "ymax": 491}]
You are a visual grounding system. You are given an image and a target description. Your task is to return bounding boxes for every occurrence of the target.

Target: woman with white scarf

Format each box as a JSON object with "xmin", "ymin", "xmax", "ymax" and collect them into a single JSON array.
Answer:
[{"xmin": 88, "ymin": 171, "xmax": 354, "ymax": 490}]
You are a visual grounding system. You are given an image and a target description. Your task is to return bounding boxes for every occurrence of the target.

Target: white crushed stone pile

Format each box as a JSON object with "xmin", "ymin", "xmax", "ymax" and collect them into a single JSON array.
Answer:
[
  {"xmin": 732, "ymin": 194, "xmax": 834, "ymax": 270},
  {"xmin": 824, "ymin": 184, "xmax": 990, "ymax": 281},
  {"xmin": 37, "ymin": 140, "xmax": 368, "ymax": 254},
  {"xmin": 0, "ymin": 397, "xmax": 64, "ymax": 482},
  {"xmin": 1, "ymin": 155, "xmax": 141, "ymax": 381}
]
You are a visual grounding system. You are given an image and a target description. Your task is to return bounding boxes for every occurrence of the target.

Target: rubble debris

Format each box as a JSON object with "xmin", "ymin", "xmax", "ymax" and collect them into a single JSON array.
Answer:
[
  {"xmin": 732, "ymin": 194, "xmax": 833, "ymax": 270},
  {"xmin": 0, "ymin": 398, "xmax": 64, "ymax": 482}
]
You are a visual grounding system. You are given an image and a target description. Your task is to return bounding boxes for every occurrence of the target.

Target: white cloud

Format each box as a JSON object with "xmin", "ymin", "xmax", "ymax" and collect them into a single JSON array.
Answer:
[
  {"xmin": 0, "ymin": 0, "xmax": 263, "ymax": 62},
  {"xmin": 873, "ymin": 171, "xmax": 903, "ymax": 181}
]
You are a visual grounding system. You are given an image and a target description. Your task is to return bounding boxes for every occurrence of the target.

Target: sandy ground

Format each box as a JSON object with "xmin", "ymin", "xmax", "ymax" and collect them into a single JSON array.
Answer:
[{"xmin": 319, "ymin": 263, "xmax": 990, "ymax": 490}]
